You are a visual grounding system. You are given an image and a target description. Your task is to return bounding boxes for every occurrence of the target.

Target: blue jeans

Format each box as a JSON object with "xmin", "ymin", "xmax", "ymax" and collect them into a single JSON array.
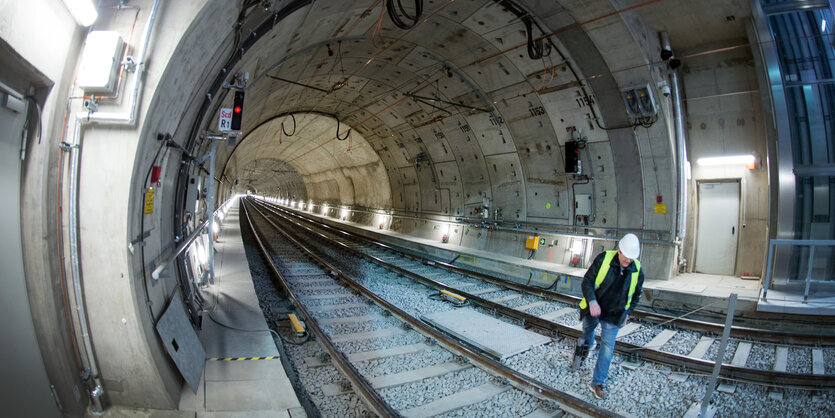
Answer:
[{"xmin": 581, "ymin": 315, "xmax": 620, "ymax": 386}]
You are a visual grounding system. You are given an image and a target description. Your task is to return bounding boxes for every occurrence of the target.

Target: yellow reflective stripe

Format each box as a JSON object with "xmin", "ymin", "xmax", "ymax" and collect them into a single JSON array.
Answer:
[
  {"xmin": 625, "ymin": 259, "xmax": 641, "ymax": 308},
  {"xmin": 579, "ymin": 251, "xmax": 640, "ymax": 310},
  {"xmin": 579, "ymin": 251, "xmax": 617, "ymax": 309}
]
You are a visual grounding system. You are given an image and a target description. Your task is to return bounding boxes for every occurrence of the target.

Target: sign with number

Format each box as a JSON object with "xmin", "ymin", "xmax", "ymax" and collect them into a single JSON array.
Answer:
[{"xmin": 218, "ymin": 108, "xmax": 233, "ymax": 131}]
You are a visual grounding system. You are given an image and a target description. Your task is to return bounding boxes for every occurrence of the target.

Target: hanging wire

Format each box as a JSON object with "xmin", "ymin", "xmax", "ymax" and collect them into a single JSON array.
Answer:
[
  {"xmin": 336, "ymin": 117, "xmax": 351, "ymax": 140},
  {"xmin": 386, "ymin": 0, "xmax": 423, "ymax": 30},
  {"xmin": 281, "ymin": 113, "xmax": 296, "ymax": 136}
]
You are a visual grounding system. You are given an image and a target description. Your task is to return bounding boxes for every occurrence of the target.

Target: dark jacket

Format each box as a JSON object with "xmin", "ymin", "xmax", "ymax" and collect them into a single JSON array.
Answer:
[{"xmin": 580, "ymin": 251, "xmax": 644, "ymax": 325}]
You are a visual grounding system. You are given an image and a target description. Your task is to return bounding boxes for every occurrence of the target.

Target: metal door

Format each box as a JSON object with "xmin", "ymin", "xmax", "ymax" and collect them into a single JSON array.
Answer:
[
  {"xmin": 0, "ymin": 82, "xmax": 60, "ymax": 415},
  {"xmin": 695, "ymin": 181, "xmax": 740, "ymax": 275}
]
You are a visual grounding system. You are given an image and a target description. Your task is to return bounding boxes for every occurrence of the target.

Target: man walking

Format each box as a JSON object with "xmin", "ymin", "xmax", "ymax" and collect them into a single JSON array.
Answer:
[{"xmin": 577, "ymin": 233, "xmax": 644, "ymax": 399}]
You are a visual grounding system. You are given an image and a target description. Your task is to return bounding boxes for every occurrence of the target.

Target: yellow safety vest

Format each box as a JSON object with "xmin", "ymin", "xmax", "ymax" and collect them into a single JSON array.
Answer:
[{"xmin": 579, "ymin": 251, "xmax": 641, "ymax": 310}]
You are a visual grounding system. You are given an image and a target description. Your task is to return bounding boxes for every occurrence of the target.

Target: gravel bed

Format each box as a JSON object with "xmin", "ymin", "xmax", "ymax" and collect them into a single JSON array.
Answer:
[
  {"xmin": 335, "ymin": 331, "xmax": 427, "ymax": 354},
  {"xmin": 380, "ymin": 367, "xmax": 491, "ymax": 410},
  {"xmin": 312, "ymin": 305, "xmax": 375, "ymax": 320},
  {"xmin": 825, "ymin": 349, "xmax": 835, "ymax": 373},
  {"xmin": 355, "ymin": 347, "xmax": 454, "ymax": 377},
  {"xmin": 525, "ymin": 301, "xmax": 572, "ymax": 317},
  {"xmin": 617, "ymin": 323, "xmax": 657, "ymax": 346},
  {"xmin": 745, "ymin": 343, "xmax": 776, "ymax": 370},
  {"xmin": 552, "ymin": 311, "xmax": 582, "ymax": 327},
  {"xmin": 435, "ymin": 387, "xmax": 547, "ymax": 418},
  {"xmin": 705, "ymin": 339, "xmax": 739, "ymax": 363},
  {"xmin": 502, "ymin": 294, "xmax": 542, "ymax": 309},
  {"xmin": 321, "ymin": 316, "xmax": 402, "ymax": 336},
  {"xmin": 787, "ymin": 346, "xmax": 812, "ymax": 374},
  {"xmin": 660, "ymin": 330, "xmax": 699, "ymax": 355}
]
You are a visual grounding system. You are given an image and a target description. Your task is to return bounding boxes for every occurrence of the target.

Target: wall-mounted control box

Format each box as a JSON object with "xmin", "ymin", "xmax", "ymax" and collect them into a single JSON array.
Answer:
[{"xmin": 77, "ymin": 31, "xmax": 125, "ymax": 94}]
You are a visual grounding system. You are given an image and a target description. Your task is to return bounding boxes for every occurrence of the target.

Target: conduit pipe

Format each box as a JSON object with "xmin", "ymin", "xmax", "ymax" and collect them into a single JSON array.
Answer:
[
  {"xmin": 67, "ymin": 0, "xmax": 161, "ymax": 412},
  {"xmin": 661, "ymin": 32, "xmax": 689, "ymax": 270}
]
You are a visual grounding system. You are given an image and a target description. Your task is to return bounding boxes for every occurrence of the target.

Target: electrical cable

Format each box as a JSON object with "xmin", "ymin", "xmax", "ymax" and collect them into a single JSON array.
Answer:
[
  {"xmin": 281, "ymin": 113, "xmax": 296, "ymax": 136},
  {"xmin": 335, "ymin": 117, "xmax": 351, "ymax": 140},
  {"xmin": 386, "ymin": 0, "xmax": 422, "ymax": 30}
]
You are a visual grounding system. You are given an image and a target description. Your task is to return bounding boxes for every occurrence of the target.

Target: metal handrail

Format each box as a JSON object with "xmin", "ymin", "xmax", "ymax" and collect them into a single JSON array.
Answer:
[
  {"xmin": 150, "ymin": 197, "xmax": 236, "ymax": 280},
  {"xmin": 762, "ymin": 239, "xmax": 835, "ymax": 302}
]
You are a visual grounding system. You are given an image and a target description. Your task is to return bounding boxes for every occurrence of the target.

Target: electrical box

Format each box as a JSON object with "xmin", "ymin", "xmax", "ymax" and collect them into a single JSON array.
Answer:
[
  {"xmin": 565, "ymin": 141, "xmax": 580, "ymax": 173},
  {"xmin": 575, "ymin": 194, "xmax": 592, "ymax": 216},
  {"xmin": 186, "ymin": 175, "xmax": 200, "ymax": 212},
  {"xmin": 525, "ymin": 235, "xmax": 540, "ymax": 250},
  {"xmin": 622, "ymin": 84, "xmax": 657, "ymax": 118},
  {"xmin": 77, "ymin": 31, "xmax": 125, "ymax": 94}
]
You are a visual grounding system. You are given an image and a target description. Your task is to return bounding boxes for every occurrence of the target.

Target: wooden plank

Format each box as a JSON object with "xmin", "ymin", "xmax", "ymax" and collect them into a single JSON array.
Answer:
[
  {"xmin": 317, "ymin": 315, "xmax": 375, "ymax": 326},
  {"xmin": 347, "ymin": 343, "xmax": 431, "ymax": 363},
  {"xmin": 730, "ymin": 342, "xmax": 752, "ymax": 367},
  {"xmin": 487, "ymin": 293, "xmax": 522, "ymax": 303},
  {"xmin": 514, "ymin": 301, "xmax": 548, "ymax": 312},
  {"xmin": 368, "ymin": 362, "xmax": 470, "ymax": 389},
  {"xmin": 615, "ymin": 322, "xmax": 642, "ymax": 340},
  {"xmin": 644, "ymin": 329, "xmax": 677, "ymax": 349},
  {"xmin": 773, "ymin": 346, "xmax": 788, "ymax": 372},
  {"xmin": 330, "ymin": 327, "xmax": 407, "ymax": 343},
  {"xmin": 813, "ymin": 349, "xmax": 825, "ymax": 375},
  {"xmin": 306, "ymin": 302, "xmax": 367, "ymax": 313},
  {"xmin": 400, "ymin": 383, "xmax": 510, "ymax": 418},
  {"xmin": 539, "ymin": 307, "xmax": 576, "ymax": 322},
  {"xmin": 687, "ymin": 337, "xmax": 714, "ymax": 359}
]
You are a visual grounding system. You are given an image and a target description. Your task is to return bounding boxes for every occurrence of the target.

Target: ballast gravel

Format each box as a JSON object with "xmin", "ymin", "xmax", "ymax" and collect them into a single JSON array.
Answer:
[
  {"xmin": 660, "ymin": 330, "xmax": 700, "ymax": 356},
  {"xmin": 746, "ymin": 343, "xmax": 776, "ymax": 370},
  {"xmin": 244, "ymin": 210, "xmax": 835, "ymax": 418}
]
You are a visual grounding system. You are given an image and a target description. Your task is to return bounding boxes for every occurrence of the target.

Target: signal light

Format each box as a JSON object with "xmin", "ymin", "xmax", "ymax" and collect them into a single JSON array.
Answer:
[{"xmin": 231, "ymin": 90, "xmax": 244, "ymax": 131}]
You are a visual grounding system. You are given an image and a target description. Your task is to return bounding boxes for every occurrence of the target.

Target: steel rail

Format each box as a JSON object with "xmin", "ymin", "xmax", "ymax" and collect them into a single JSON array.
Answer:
[
  {"xmin": 245, "ymin": 198, "xmax": 617, "ymax": 418},
  {"xmin": 267, "ymin": 200, "xmax": 835, "ymax": 346},
  {"xmin": 252, "ymin": 199, "xmax": 835, "ymax": 388},
  {"xmin": 241, "ymin": 200, "xmax": 399, "ymax": 417}
]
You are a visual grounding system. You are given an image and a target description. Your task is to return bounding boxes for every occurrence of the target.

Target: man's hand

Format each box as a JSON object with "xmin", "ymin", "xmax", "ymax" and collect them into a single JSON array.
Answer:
[
  {"xmin": 589, "ymin": 300, "xmax": 601, "ymax": 317},
  {"xmin": 622, "ymin": 314, "xmax": 629, "ymax": 327}
]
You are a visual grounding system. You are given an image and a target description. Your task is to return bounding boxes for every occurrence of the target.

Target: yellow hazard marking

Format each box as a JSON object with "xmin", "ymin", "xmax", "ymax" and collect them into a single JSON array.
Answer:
[
  {"xmin": 144, "ymin": 187, "xmax": 155, "ymax": 214},
  {"xmin": 654, "ymin": 203, "xmax": 667, "ymax": 214},
  {"xmin": 288, "ymin": 314, "xmax": 306, "ymax": 334},
  {"xmin": 208, "ymin": 356, "xmax": 279, "ymax": 361},
  {"xmin": 440, "ymin": 289, "xmax": 466, "ymax": 301}
]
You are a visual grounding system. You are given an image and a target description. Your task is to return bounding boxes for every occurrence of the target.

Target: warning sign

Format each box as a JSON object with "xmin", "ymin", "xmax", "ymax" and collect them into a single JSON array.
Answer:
[
  {"xmin": 654, "ymin": 203, "xmax": 667, "ymax": 214},
  {"xmin": 144, "ymin": 187, "xmax": 155, "ymax": 214},
  {"xmin": 218, "ymin": 108, "xmax": 233, "ymax": 132}
]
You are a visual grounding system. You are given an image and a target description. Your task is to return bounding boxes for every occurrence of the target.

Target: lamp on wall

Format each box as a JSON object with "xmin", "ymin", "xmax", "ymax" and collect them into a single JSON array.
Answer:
[
  {"xmin": 696, "ymin": 154, "xmax": 755, "ymax": 167},
  {"xmin": 62, "ymin": 0, "xmax": 98, "ymax": 26}
]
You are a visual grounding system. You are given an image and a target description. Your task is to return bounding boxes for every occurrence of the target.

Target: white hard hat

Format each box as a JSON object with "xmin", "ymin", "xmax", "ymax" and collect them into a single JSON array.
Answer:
[{"xmin": 618, "ymin": 233, "xmax": 640, "ymax": 259}]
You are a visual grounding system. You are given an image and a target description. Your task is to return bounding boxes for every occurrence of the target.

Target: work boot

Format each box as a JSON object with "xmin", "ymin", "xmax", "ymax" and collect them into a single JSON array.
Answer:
[
  {"xmin": 588, "ymin": 383, "xmax": 606, "ymax": 399},
  {"xmin": 570, "ymin": 344, "xmax": 589, "ymax": 371}
]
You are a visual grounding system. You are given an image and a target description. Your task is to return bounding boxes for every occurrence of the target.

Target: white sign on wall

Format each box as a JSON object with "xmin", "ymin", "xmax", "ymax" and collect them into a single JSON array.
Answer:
[{"xmin": 218, "ymin": 108, "xmax": 233, "ymax": 131}]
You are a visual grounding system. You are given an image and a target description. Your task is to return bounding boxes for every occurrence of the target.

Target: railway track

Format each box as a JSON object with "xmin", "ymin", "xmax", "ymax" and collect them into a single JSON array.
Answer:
[
  {"xmin": 242, "ymin": 199, "xmax": 613, "ymax": 417},
  {"xmin": 248, "ymin": 198, "xmax": 835, "ymax": 390}
]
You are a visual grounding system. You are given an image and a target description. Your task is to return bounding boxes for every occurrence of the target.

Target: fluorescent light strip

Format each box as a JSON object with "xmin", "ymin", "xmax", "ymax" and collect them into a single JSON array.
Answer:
[{"xmin": 697, "ymin": 154, "xmax": 755, "ymax": 166}]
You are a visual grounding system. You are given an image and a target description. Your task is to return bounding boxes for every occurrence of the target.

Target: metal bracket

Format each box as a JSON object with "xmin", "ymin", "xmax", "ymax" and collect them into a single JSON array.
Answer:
[
  {"xmin": 122, "ymin": 56, "xmax": 137, "ymax": 73},
  {"xmin": 58, "ymin": 142, "xmax": 78, "ymax": 151}
]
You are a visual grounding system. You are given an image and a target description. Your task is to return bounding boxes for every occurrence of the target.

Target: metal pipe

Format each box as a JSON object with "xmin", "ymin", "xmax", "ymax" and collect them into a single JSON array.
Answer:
[
  {"xmin": 661, "ymin": 31, "xmax": 689, "ymax": 270},
  {"xmin": 67, "ymin": 0, "xmax": 161, "ymax": 412}
]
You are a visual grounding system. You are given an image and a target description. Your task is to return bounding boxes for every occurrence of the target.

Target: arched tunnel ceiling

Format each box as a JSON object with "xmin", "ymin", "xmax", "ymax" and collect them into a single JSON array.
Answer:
[{"xmin": 214, "ymin": 0, "xmax": 751, "ymax": 215}]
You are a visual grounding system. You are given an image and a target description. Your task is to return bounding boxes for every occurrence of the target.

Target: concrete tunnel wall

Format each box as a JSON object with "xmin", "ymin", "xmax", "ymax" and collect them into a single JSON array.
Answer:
[{"xmin": 6, "ymin": 0, "xmax": 772, "ymax": 410}]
